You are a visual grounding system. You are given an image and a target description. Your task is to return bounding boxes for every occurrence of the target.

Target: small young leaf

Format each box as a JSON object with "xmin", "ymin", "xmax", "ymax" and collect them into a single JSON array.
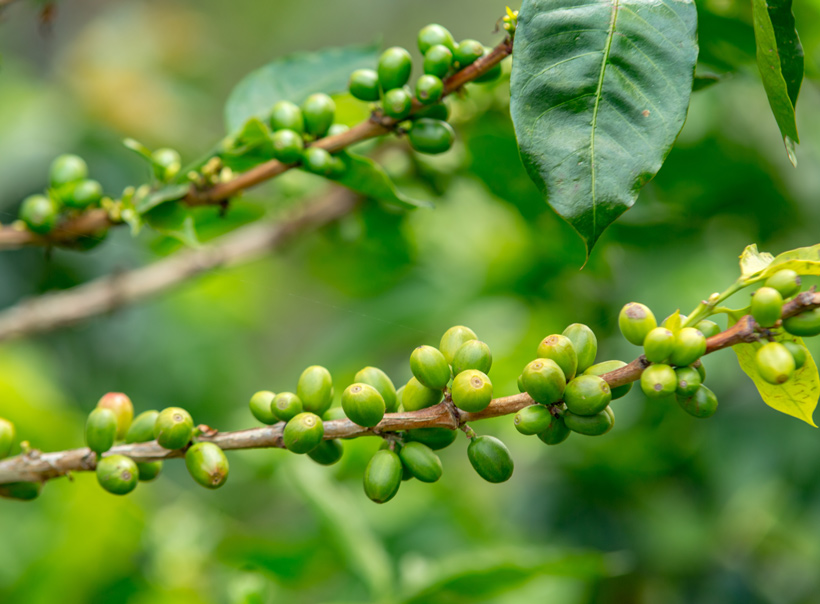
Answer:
[
  {"xmin": 135, "ymin": 184, "xmax": 190, "ymax": 215},
  {"xmin": 144, "ymin": 202, "xmax": 200, "ymax": 248},
  {"xmin": 329, "ymin": 152, "xmax": 433, "ymax": 210},
  {"xmin": 739, "ymin": 243, "xmax": 775, "ymax": 278}
]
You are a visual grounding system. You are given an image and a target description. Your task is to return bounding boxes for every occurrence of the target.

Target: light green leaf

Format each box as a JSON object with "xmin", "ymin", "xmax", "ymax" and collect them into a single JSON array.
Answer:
[
  {"xmin": 761, "ymin": 243, "xmax": 820, "ymax": 278},
  {"xmin": 509, "ymin": 0, "xmax": 698, "ymax": 255},
  {"xmin": 134, "ymin": 184, "xmax": 190, "ymax": 215},
  {"xmin": 329, "ymin": 152, "xmax": 433, "ymax": 210},
  {"xmin": 144, "ymin": 202, "xmax": 200, "ymax": 248},
  {"xmin": 739, "ymin": 243, "xmax": 775, "ymax": 278},
  {"xmin": 224, "ymin": 43, "xmax": 379, "ymax": 135},
  {"xmin": 219, "ymin": 117, "xmax": 276, "ymax": 172}
]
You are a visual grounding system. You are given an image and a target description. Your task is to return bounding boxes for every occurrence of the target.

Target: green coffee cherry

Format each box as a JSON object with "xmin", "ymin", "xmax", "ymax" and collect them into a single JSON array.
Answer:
[
  {"xmin": 418, "ymin": 24, "xmax": 455, "ymax": 55},
  {"xmin": 401, "ymin": 377, "xmax": 443, "ymax": 411},
  {"xmin": 415, "ymin": 75, "xmax": 444, "ymax": 105},
  {"xmin": 399, "ymin": 441, "xmax": 442, "ymax": 483},
  {"xmin": 677, "ymin": 385, "xmax": 718, "ymax": 418},
  {"xmin": 354, "ymin": 367, "xmax": 398, "ymax": 412},
  {"xmin": 296, "ymin": 365, "xmax": 334, "ymax": 415},
  {"xmin": 378, "ymin": 47, "xmax": 413, "ymax": 91},
  {"xmin": 695, "ymin": 320, "xmax": 721, "ymax": 339},
  {"xmin": 125, "ymin": 410, "xmax": 159, "ymax": 443},
  {"xmin": 410, "ymin": 345, "xmax": 451, "ymax": 389},
  {"xmin": 96, "ymin": 454, "xmax": 139, "ymax": 495},
  {"xmin": 416, "ymin": 101, "xmax": 449, "ymax": 121},
  {"xmin": 755, "ymin": 341, "xmax": 795, "ymax": 384},
  {"xmin": 307, "ymin": 439, "xmax": 344, "ymax": 466},
  {"xmin": 782, "ymin": 341, "xmax": 808, "ymax": 370},
  {"xmin": 562, "ymin": 323, "xmax": 597, "ymax": 373},
  {"xmin": 537, "ymin": 413, "xmax": 571, "ymax": 445},
  {"xmin": 564, "ymin": 407, "xmax": 614, "ymax": 436},
  {"xmin": 185, "ymin": 442, "xmax": 229, "ymax": 489},
  {"xmin": 584, "ymin": 360, "xmax": 632, "ymax": 400},
  {"xmin": 272, "ymin": 129, "xmax": 305, "ymax": 164},
  {"xmin": 364, "ymin": 448, "xmax": 402, "ymax": 503},
  {"xmin": 514, "ymin": 404, "xmax": 552, "ymax": 435},
  {"xmin": 323, "ymin": 406, "xmax": 347, "ymax": 421},
  {"xmin": 405, "ymin": 427, "xmax": 457, "ymax": 450},
  {"xmin": 669, "ymin": 327, "xmax": 707, "ymax": 367},
  {"xmin": 271, "ymin": 392, "xmax": 302, "ymax": 422},
  {"xmin": 454, "ymin": 39, "xmax": 484, "ymax": 68},
  {"xmin": 674, "ymin": 366, "xmax": 702, "ymax": 398},
  {"xmin": 302, "ymin": 147, "xmax": 335, "ymax": 176},
  {"xmin": 440, "ymin": 325, "xmax": 478, "ymax": 364},
  {"xmin": 473, "ymin": 49, "xmax": 502, "ymax": 83},
  {"xmin": 521, "ymin": 358, "xmax": 565, "ymax": 404},
  {"xmin": 451, "ymin": 369, "xmax": 493, "ymax": 412},
  {"xmin": 452, "ymin": 340, "xmax": 492, "ymax": 375},
  {"xmin": 137, "ymin": 461, "xmax": 163, "ymax": 482},
  {"xmin": 0, "ymin": 481, "xmax": 41, "ymax": 501},
  {"xmin": 301, "ymin": 93, "xmax": 335, "ymax": 138},
  {"xmin": 20, "ymin": 194, "xmax": 59, "ymax": 235},
  {"xmin": 536, "ymin": 334, "xmax": 578, "ymax": 380},
  {"xmin": 643, "ymin": 327, "xmax": 675, "ymax": 363},
  {"xmin": 640, "ymin": 364, "xmax": 677, "ymax": 399},
  {"xmin": 86, "ymin": 408, "xmax": 117, "ymax": 455},
  {"xmin": 783, "ymin": 309, "xmax": 820, "ymax": 337},
  {"xmin": 423, "ymin": 44, "xmax": 453, "ymax": 78},
  {"xmin": 349, "ymin": 68, "xmax": 381, "ymax": 102},
  {"xmin": 249, "ymin": 391, "xmax": 277, "ymax": 425},
  {"xmin": 696, "ymin": 361, "xmax": 707, "ymax": 382},
  {"xmin": 65, "ymin": 179, "xmax": 103, "ymax": 209},
  {"xmin": 467, "ymin": 435, "xmax": 513, "ymax": 483},
  {"xmin": 619, "ymin": 303, "xmax": 657, "ymax": 346},
  {"xmin": 408, "ymin": 118, "xmax": 454, "ymax": 154},
  {"xmin": 0, "ymin": 418, "xmax": 15, "ymax": 459},
  {"xmin": 96, "ymin": 392, "xmax": 134, "ymax": 440},
  {"xmin": 154, "ymin": 407, "xmax": 194, "ymax": 450},
  {"xmin": 269, "ymin": 100, "xmax": 304, "ymax": 133},
  {"xmin": 342, "ymin": 383, "xmax": 385, "ymax": 427},
  {"xmin": 328, "ymin": 123, "xmax": 349, "ymax": 137},
  {"xmin": 50, "ymin": 153, "xmax": 88, "ymax": 187},
  {"xmin": 382, "ymin": 88, "xmax": 413, "ymax": 120},
  {"xmin": 517, "ymin": 374, "xmax": 525, "ymax": 393},
  {"xmin": 283, "ymin": 412, "xmax": 324, "ymax": 454},
  {"xmin": 563, "ymin": 375, "xmax": 611, "ymax": 416},
  {"xmin": 751, "ymin": 287, "xmax": 783, "ymax": 328},
  {"xmin": 765, "ymin": 269, "xmax": 801, "ymax": 298}
]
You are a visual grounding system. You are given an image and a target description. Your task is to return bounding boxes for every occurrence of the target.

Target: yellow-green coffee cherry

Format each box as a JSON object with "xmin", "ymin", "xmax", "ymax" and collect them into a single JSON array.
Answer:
[
  {"xmin": 755, "ymin": 341, "xmax": 795, "ymax": 384},
  {"xmin": 643, "ymin": 327, "xmax": 675, "ymax": 363},
  {"xmin": 323, "ymin": 406, "xmax": 347, "ymax": 421},
  {"xmin": 696, "ymin": 361, "xmax": 707, "ymax": 382},
  {"xmin": 765, "ymin": 269, "xmax": 801, "ymax": 298},
  {"xmin": 302, "ymin": 147, "xmax": 334, "ymax": 175},
  {"xmin": 563, "ymin": 375, "xmax": 611, "ymax": 416},
  {"xmin": 185, "ymin": 442, "xmax": 229, "ymax": 489},
  {"xmin": 301, "ymin": 94, "xmax": 335, "ymax": 138},
  {"xmin": 669, "ymin": 327, "xmax": 707, "ymax": 367},
  {"xmin": 423, "ymin": 44, "xmax": 453, "ymax": 78},
  {"xmin": 405, "ymin": 427, "xmax": 457, "ymax": 450},
  {"xmin": 407, "ymin": 118, "xmax": 454, "ymax": 154},
  {"xmin": 272, "ymin": 129, "xmax": 304, "ymax": 164},
  {"xmin": 349, "ymin": 68, "xmax": 381, "ymax": 102},
  {"xmin": 564, "ymin": 406, "xmax": 614, "ymax": 436},
  {"xmin": 86, "ymin": 408, "xmax": 117, "ymax": 455},
  {"xmin": 399, "ymin": 441, "xmax": 442, "ymax": 483},
  {"xmin": 271, "ymin": 392, "xmax": 302, "ymax": 422},
  {"xmin": 20, "ymin": 194, "xmax": 59, "ymax": 234},
  {"xmin": 283, "ymin": 412, "xmax": 324, "ymax": 454},
  {"xmin": 66, "ymin": 179, "xmax": 103, "ymax": 209},
  {"xmin": 536, "ymin": 334, "xmax": 578, "ymax": 380},
  {"xmin": 125, "ymin": 410, "xmax": 159, "ymax": 443},
  {"xmin": 562, "ymin": 323, "xmax": 597, "ymax": 373},
  {"xmin": 453, "ymin": 39, "xmax": 484, "ymax": 67},
  {"xmin": 751, "ymin": 287, "xmax": 783, "ymax": 328},
  {"xmin": 0, "ymin": 418, "xmax": 15, "ymax": 459},
  {"xmin": 410, "ymin": 345, "xmax": 451, "ymax": 389},
  {"xmin": 440, "ymin": 325, "xmax": 478, "ymax": 364},
  {"xmin": 96, "ymin": 392, "xmax": 134, "ymax": 440},
  {"xmin": 307, "ymin": 439, "xmax": 344, "ymax": 465},
  {"xmin": 378, "ymin": 47, "xmax": 413, "ymax": 91},
  {"xmin": 517, "ymin": 374, "xmax": 525, "ymax": 393},
  {"xmin": 537, "ymin": 413, "xmax": 571, "ymax": 445},
  {"xmin": 296, "ymin": 365, "xmax": 334, "ymax": 415},
  {"xmin": 154, "ymin": 407, "xmax": 194, "ymax": 450},
  {"xmin": 364, "ymin": 449, "xmax": 402, "ymax": 503},
  {"xmin": 451, "ymin": 369, "xmax": 493, "ymax": 412},
  {"xmin": 640, "ymin": 364, "xmax": 677, "ymax": 399},
  {"xmin": 521, "ymin": 358, "xmax": 565, "ymax": 404},
  {"xmin": 270, "ymin": 100, "xmax": 305, "ymax": 133},
  {"xmin": 50, "ymin": 153, "xmax": 88, "ymax": 187},
  {"xmin": 418, "ymin": 24, "xmax": 455, "ymax": 54},
  {"xmin": 354, "ymin": 367, "xmax": 398, "ymax": 412},
  {"xmin": 584, "ymin": 360, "xmax": 632, "ymax": 400},
  {"xmin": 137, "ymin": 461, "xmax": 163, "ymax": 482},
  {"xmin": 783, "ymin": 308, "xmax": 820, "ymax": 337},
  {"xmin": 452, "ymin": 340, "xmax": 492, "ymax": 375},
  {"xmin": 467, "ymin": 435, "xmax": 513, "ymax": 483},
  {"xmin": 674, "ymin": 366, "xmax": 702, "ymax": 398},
  {"xmin": 249, "ymin": 391, "xmax": 276, "ymax": 425},
  {"xmin": 415, "ymin": 74, "xmax": 444, "ymax": 105},
  {"xmin": 695, "ymin": 320, "xmax": 720, "ymax": 339},
  {"xmin": 383, "ymin": 88, "xmax": 413, "ymax": 120},
  {"xmin": 677, "ymin": 385, "xmax": 718, "ymax": 418},
  {"xmin": 342, "ymin": 383, "xmax": 385, "ymax": 428},
  {"xmin": 0, "ymin": 481, "xmax": 41, "ymax": 501},
  {"xmin": 401, "ymin": 377, "xmax": 443, "ymax": 411},
  {"xmin": 514, "ymin": 404, "xmax": 552, "ymax": 435},
  {"xmin": 619, "ymin": 303, "xmax": 657, "ymax": 346},
  {"xmin": 96, "ymin": 454, "xmax": 139, "ymax": 495},
  {"xmin": 782, "ymin": 341, "xmax": 808, "ymax": 369}
]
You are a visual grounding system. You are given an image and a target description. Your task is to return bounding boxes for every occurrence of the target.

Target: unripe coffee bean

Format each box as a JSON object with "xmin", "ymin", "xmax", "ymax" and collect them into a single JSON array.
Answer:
[
  {"xmin": 452, "ymin": 340, "xmax": 492, "ymax": 375},
  {"xmin": 536, "ymin": 334, "xmax": 578, "ymax": 380},
  {"xmin": 467, "ymin": 435, "xmax": 513, "ymax": 483},
  {"xmin": 423, "ymin": 44, "xmax": 453, "ymax": 78},
  {"xmin": 765, "ymin": 269, "xmax": 801, "ymax": 298},
  {"xmin": 354, "ymin": 367, "xmax": 398, "ymax": 412},
  {"xmin": 96, "ymin": 392, "xmax": 134, "ymax": 440},
  {"xmin": 349, "ymin": 68, "xmax": 381, "ymax": 102},
  {"xmin": 66, "ymin": 179, "xmax": 103, "ymax": 209},
  {"xmin": 296, "ymin": 365, "xmax": 334, "ymax": 415},
  {"xmin": 137, "ymin": 461, "xmax": 163, "ymax": 482},
  {"xmin": 751, "ymin": 287, "xmax": 783, "ymax": 328},
  {"xmin": 86, "ymin": 408, "xmax": 117, "ymax": 455},
  {"xmin": 755, "ymin": 341, "xmax": 795, "ymax": 384},
  {"xmin": 249, "ymin": 391, "xmax": 277, "ymax": 425},
  {"xmin": 783, "ymin": 309, "xmax": 820, "ymax": 337},
  {"xmin": 453, "ymin": 39, "xmax": 484, "ymax": 67},
  {"xmin": 418, "ymin": 24, "xmax": 455, "ymax": 55},
  {"xmin": 640, "ymin": 364, "xmax": 677, "ymax": 399},
  {"xmin": 342, "ymin": 383, "xmax": 385, "ymax": 427},
  {"xmin": 378, "ymin": 47, "xmax": 412, "ymax": 91},
  {"xmin": 185, "ymin": 442, "xmax": 229, "ymax": 489},
  {"xmin": 451, "ymin": 369, "xmax": 493, "ymax": 412},
  {"xmin": 669, "ymin": 328, "xmax": 707, "ymax": 367},
  {"xmin": 674, "ymin": 366, "xmax": 702, "ymax": 398},
  {"xmin": 0, "ymin": 418, "xmax": 15, "ymax": 459},
  {"xmin": 301, "ymin": 94, "xmax": 335, "ymax": 138},
  {"xmin": 695, "ymin": 319, "xmax": 720, "ymax": 339},
  {"xmin": 364, "ymin": 449, "xmax": 402, "ymax": 503},
  {"xmin": 307, "ymin": 439, "xmax": 344, "ymax": 466},
  {"xmin": 408, "ymin": 118, "xmax": 455, "ymax": 154},
  {"xmin": 514, "ymin": 404, "xmax": 552, "ymax": 435},
  {"xmin": 401, "ymin": 377, "xmax": 443, "ymax": 411},
  {"xmin": 643, "ymin": 327, "xmax": 675, "ymax": 363},
  {"xmin": 415, "ymin": 74, "xmax": 444, "ymax": 105},
  {"xmin": 20, "ymin": 194, "xmax": 59, "ymax": 235},
  {"xmin": 440, "ymin": 325, "xmax": 478, "ymax": 364},
  {"xmin": 537, "ymin": 412, "xmax": 571, "ymax": 445},
  {"xmin": 50, "ymin": 154, "xmax": 88, "ymax": 187},
  {"xmin": 96, "ymin": 454, "xmax": 138, "ymax": 495},
  {"xmin": 272, "ymin": 392, "xmax": 303, "ymax": 422},
  {"xmin": 562, "ymin": 323, "xmax": 597, "ymax": 373},
  {"xmin": 410, "ymin": 345, "xmax": 451, "ymax": 389},
  {"xmin": 521, "ymin": 358, "xmax": 565, "ymax": 404},
  {"xmin": 619, "ymin": 303, "xmax": 657, "ymax": 346},
  {"xmin": 564, "ymin": 406, "xmax": 614, "ymax": 436},
  {"xmin": 677, "ymin": 385, "xmax": 718, "ymax": 418},
  {"xmin": 125, "ymin": 410, "xmax": 159, "ymax": 443},
  {"xmin": 782, "ymin": 341, "xmax": 808, "ymax": 370},
  {"xmin": 270, "ymin": 101, "xmax": 305, "ymax": 133},
  {"xmin": 584, "ymin": 360, "xmax": 632, "ymax": 400},
  {"xmin": 283, "ymin": 412, "xmax": 324, "ymax": 454},
  {"xmin": 405, "ymin": 427, "xmax": 457, "ymax": 450},
  {"xmin": 154, "ymin": 407, "xmax": 194, "ymax": 450},
  {"xmin": 563, "ymin": 375, "xmax": 611, "ymax": 416},
  {"xmin": 383, "ymin": 88, "xmax": 413, "ymax": 120},
  {"xmin": 322, "ymin": 406, "xmax": 347, "ymax": 421},
  {"xmin": 272, "ymin": 129, "xmax": 305, "ymax": 164},
  {"xmin": 399, "ymin": 441, "xmax": 443, "ymax": 483}
]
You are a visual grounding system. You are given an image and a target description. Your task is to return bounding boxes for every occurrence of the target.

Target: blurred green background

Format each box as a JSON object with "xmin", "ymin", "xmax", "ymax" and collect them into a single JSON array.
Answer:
[{"xmin": 1, "ymin": 0, "xmax": 820, "ymax": 602}]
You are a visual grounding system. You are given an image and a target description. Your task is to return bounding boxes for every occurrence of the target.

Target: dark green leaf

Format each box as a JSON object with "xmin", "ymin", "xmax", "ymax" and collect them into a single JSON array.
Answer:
[
  {"xmin": 144, "ymin": 202, "xmax": 200, "ymax": 248},
  {"xmin": 224, "ymin": 43, "xmax": 379, "ymax": 135},
  {"xmin": 693, "ymin": 73, "xmax": 721, "ymax": 92},
  {"xmin": 329, "ymin": 152, "xmax": 433, "ymax": 210},
  {"xmin": 510, "ymin": 0, "xmax": 698, "ymax": 255}
]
